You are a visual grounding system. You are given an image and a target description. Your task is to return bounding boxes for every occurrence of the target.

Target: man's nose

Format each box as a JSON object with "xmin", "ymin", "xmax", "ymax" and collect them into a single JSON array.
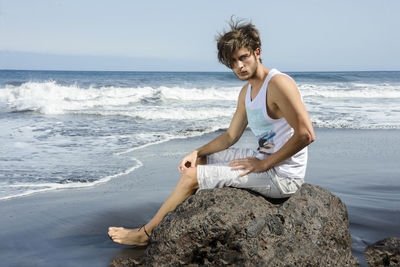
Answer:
[{"xmin": 233, "ymin": 60, "xmax": 243, "ymax": 69}]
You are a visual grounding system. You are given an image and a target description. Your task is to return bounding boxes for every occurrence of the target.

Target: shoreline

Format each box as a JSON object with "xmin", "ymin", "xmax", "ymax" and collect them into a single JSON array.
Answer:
[
  {"xmin": 0, "ymin": 128, "xmax": 399, "ymax": 266},
  {"xmin": 0, "ymin": 127, "xmax": 227, "ymax": 201},
  {"xmin": 2, "ymin": 127, "xmax": 399, "ymax": 202}
]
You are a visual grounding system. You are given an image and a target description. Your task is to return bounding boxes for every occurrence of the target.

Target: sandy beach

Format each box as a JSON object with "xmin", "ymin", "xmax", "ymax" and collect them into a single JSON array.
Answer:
[{"xmin": 0, "ymin": 128, "xmax": 399, "ymax": 266}]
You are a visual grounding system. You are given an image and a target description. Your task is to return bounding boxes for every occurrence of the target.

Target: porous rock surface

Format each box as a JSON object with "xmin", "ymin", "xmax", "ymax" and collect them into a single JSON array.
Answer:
[
  {"xmin": 364, "ymin": 237, "xmax": 400, "ymax": 267},
  {"xmin": 146, "ymin": 183, "xmax": 359, "ymax": 266},
  {"xmin": 113, "ymin": 183, "xmax": 359, "ymax": 266}
]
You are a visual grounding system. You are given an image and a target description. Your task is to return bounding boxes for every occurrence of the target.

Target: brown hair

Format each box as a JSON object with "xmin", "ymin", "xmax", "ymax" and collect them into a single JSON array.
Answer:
[{"xmin": 217, "ymin": 17, "xmax": 262, "ymax": 68}]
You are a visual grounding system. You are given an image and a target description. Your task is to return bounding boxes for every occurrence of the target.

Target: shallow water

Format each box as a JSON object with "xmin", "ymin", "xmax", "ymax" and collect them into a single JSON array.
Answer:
[{"xmin": 306, "ymin": 128, "xmax": 400, "ymax": 265}]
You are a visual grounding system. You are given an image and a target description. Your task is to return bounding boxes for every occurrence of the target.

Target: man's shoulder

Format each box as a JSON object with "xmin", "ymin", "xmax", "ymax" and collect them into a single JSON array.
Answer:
[
  {"xmin": 235, "ymin": 83, "xmax": 249, "ymax": 107},
  {"xmin": 269, "ymin": 72, "xmax": 295, "ymax": 88},
  {"xmin": 267, "ymin": 73, "xmax": 300, "ymax": 105},
  {"xmin": 238, "ymin": 83, "xmax": 249, "ymax": 97},
  {"xmin": 268, "ymin": 73, "xmax": 297, "ymax": 95}
]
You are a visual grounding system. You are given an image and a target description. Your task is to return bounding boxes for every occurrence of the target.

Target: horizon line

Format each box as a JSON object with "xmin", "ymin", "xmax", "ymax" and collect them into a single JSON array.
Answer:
[{"xmin": 2, "ymin": 68, "xmax": 400, "ymax": 73}]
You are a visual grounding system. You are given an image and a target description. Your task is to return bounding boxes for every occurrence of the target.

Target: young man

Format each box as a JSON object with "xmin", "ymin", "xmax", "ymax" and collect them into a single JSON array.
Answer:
[{"xmin": 108, "ymin": 20, "xmax": 315, "ymax": 246}]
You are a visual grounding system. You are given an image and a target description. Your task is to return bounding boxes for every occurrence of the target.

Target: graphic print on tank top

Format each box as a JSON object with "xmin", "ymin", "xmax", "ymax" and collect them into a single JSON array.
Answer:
[{"xmin": 246, "ymin": 107, "xmax": 276, "ymax": 155}]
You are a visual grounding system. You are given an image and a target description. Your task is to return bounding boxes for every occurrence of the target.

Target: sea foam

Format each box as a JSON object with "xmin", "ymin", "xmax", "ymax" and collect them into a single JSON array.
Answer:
[
  {"xmin": 0, "ymin": 81, "xmax": 239, "ymax": 116},
  {"xmin": 299, "ymin": 83, "xmax": 400, "ymax": 98}
]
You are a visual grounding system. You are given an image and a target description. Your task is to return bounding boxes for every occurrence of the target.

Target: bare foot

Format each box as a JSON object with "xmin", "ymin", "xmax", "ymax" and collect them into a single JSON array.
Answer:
[{"xmin": 108, "ymin": 226, "xmax": 149, "ymax": 246}]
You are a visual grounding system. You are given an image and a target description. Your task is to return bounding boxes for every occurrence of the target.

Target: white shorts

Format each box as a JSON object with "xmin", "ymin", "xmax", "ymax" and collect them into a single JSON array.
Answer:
[{"xmin": 197, "ymin": 148, "xmax": 304, "ymax": 199}]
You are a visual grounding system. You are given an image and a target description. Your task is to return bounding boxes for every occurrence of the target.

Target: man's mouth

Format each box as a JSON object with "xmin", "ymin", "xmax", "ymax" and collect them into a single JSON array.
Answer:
[{"xmin": 238, "ymin": 71, "xmax": 247, "ymax": 76}]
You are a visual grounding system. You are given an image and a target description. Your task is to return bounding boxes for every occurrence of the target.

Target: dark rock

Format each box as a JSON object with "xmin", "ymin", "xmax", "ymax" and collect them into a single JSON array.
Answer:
[
  {"xmin": 109, "ymin": 247, "xmax": 146, "ymax": 267},
  {"xmin": 139, "ymin": 183, "xmax": 359, "ymax": 266},
  {"xmin": 365, "ymin": 237, "xmax": 400, "ymax": 267},
  {"xmin": 246, "ymin": 217, "xmax": 267, "ymax": 238},
  {"xmin": 110, "ymin": 257, "xmax": 142, "ymax": 267}
]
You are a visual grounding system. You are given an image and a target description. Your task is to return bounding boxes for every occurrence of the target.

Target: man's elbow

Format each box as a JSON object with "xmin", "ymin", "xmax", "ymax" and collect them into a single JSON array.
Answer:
[
  {"xmin": 225, "ymin": 131, "xmax": 240, "ymax": 145},
  {"xmin": 298, "ymin": 129, "xmax": 315, "ymax": 146}
]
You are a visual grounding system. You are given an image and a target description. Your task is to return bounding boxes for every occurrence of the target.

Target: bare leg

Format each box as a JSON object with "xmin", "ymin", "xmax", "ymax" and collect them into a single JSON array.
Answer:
[{"xmin": 108, "ymin": 166, "xmax": 199, "ymax": 246}]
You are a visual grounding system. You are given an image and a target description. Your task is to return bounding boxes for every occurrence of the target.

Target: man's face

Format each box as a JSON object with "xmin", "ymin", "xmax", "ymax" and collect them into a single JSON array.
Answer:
[{"xmin": 231, "ymin": 47, "xmax": 260, "ymax": 81}]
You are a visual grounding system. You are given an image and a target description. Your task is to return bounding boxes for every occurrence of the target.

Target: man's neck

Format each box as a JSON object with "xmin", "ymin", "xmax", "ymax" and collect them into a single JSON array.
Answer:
[{"xmin": 248, "ymin": 64, "xmax": 270, "ymax": 91}]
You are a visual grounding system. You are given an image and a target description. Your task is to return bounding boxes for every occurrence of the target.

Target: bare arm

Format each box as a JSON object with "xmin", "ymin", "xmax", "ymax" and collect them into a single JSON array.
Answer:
[
  {"xmin": 262, "ymin": 75, "xmax": 315, "ymax": 169},
  {"xmin": 178, "ymin": 85, "xmax": 248, "ymax": 171},
  {"xmin": 230, "ymin": 75, "xmax": 315, "ymax": 176},
  {"xmin": 196, "ymin": 86, "xmax": 248, "ymax": 157}
]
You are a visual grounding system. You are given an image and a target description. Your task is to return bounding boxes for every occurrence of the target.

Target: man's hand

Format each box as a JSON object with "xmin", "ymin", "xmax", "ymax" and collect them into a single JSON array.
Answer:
[
  {"xmin": 229, "ymin": 157, "xmax": 266, "ymax": 177},
  {"xmin": 178, "ymin": 150, "xmax": 198, "ymax": 173}
]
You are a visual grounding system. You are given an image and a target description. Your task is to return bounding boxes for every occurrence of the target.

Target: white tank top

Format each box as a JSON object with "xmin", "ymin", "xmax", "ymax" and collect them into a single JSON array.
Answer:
[{"xmin": 245, "ymin": 69, "xmax": 308, "ymax": 179}]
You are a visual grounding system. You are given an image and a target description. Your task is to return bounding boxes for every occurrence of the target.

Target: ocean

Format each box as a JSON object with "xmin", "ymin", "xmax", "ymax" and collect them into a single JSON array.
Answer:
[{"xmin": 0, "ymin": 70, "xmax": 399, "ymax": 200}]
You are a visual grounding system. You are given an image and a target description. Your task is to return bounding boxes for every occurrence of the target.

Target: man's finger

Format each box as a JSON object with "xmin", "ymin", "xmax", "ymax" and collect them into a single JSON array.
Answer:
[
  {"xmin": 231, "ymin": 165, "xmax": 245, "ymax": 170},
  {"xmin": 178, "ymin": 164, "xmax": 188, "ymax": 172},
  {"xmin": 229, "ymin": 159, "xmax": 244, "ymax": 166},
  {"xmin": 239, "ymin": 169, "xmax": 251, "ymax": 177}
]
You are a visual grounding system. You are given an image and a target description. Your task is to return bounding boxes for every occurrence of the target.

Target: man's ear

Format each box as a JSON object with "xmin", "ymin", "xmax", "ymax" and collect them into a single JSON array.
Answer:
[{"xmin": 254, "ymin": 48, "xmax": 261, "ymax": 60}]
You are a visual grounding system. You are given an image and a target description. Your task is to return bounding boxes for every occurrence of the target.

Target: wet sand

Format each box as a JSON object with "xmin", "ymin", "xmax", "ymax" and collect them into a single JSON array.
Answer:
[{"xmin": 0, "ymin": 128, "xmax": 399, "ymax": 266}]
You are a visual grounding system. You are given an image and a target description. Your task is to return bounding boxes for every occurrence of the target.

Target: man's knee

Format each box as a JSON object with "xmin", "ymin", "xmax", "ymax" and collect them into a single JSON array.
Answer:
[{"xmin": 179, "ymin": 167, "xmax": 199, "ymax": 190}]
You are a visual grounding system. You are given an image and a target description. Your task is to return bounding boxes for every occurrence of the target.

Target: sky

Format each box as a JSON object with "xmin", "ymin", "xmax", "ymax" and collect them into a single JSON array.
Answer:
[{"xmin": 0, "ymin": 0, "xmax": 399, "ymax": 71}]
